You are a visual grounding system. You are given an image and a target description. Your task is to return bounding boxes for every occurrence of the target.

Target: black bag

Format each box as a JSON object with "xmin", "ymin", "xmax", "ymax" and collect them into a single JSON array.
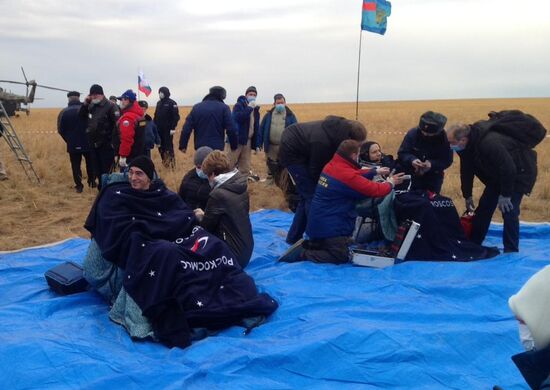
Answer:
[
  {"xmin": 476, "ymin": 110, "xmax": 547, "ymax": 149},
  {"xmin": 44, "ymin": 261, "xmax": 89, "ymax": 295}
]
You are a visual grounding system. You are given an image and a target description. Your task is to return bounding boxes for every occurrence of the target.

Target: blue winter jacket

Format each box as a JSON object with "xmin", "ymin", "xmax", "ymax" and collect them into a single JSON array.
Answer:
[
  {"xmin": 258, "ymin": 106, "xmax": 298, "ymax": 153},
  {"xmin": 143, "ymin": 114, "xmax": 160, "ymax": 150},
  {"xmin": 57, "ymin": 101, "xmax": 91, "ymax": 153},
  {"xmin": 306, "ymin": 153, "xmax": 393, "ymax": 240},
  {"xmin": 179, "ymin": 95, "xmax": 238, "ymax": 151},
  {"xmin": 232, "ymin": 96, "xmax": 260, "ymax": 148}
]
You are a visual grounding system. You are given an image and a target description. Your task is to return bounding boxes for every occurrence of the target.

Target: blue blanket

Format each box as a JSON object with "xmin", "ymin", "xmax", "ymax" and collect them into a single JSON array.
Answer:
[{"xmin": 0, "ymin": 210, "xmax": 548, "ymax": 389}]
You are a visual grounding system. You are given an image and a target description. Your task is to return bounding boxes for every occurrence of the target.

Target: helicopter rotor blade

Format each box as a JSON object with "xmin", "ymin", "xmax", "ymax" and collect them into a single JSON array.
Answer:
[
  {"xmin": 36, "ymin": 84, "xmax": 73, "ymax": 93},
  {"xmin": 0, "ymin": 80, "xmax": 28, "ymax": 86},
  {"xmin": 21, "ymin": 67, "xmax": 28, "ymax": 83}
]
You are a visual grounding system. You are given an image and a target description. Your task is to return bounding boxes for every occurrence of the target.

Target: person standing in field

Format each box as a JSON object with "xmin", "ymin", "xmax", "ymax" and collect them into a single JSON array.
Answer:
[
  {"xmin": 114, "ymin": 89, "xmax": 146, "ymax": 170},
  {"xmin": 397, "ymin": 111, "xmax": 452, "ymax": 194},
  {"xmin": 79, "ymin": 84, "xmax": 120, "ymax": 188},
  {"xmin": 258, "ymin": 93, "xmax": 298, "ymax": 185},
  {"xmin": 228, "ymin": 86, "xmax": 261, "ymax": 179},
  {"xmin": 447, "ymin": 111, "xmax": 544, "ymax": 253},
  {"xmin": 278, "ymin": 116, "xmax": 368, "ymax": 245},
  {"xmin": 154, "ymin": 86, "xmax": 180, "ymax": 168},
  {"xmin": 179, "ymin": 86, "xmax": 238, "ymax": 153},
  {"xmin": 138, "ymin": 101, "xmax": 161, "ymax": 159},
  {"xmin": 57, "ymin": 91, "xmax": 94, "ymax": 192}
]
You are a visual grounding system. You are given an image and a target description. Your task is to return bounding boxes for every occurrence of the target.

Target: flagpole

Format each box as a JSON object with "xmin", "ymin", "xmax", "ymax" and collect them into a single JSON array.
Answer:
[
  {"xmin": 137, "ymin": 67, "xmax": 141, "ymax": 101},
  {"xmin": 355, "ymin": 29, "xmax": 363, "ymax": 121}
]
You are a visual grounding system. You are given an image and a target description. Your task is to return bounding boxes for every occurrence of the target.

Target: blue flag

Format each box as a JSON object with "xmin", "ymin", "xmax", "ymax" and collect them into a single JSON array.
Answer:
[{"xmin": 361, "ymin": 0, "xmax": 392, "ymax": 35}]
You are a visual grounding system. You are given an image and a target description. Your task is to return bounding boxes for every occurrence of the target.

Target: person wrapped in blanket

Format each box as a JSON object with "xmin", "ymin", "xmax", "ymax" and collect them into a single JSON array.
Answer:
[
  {"xmin": 278, "ymin": 140, "xmax": 405, "ymax": 264},
  {"xmin": 83, "ymin": 155, "xmax": 278, "ymax": 348},
  {"xmin": 506, "ymin": 266, "xmax": 550, "ymax": 390}
]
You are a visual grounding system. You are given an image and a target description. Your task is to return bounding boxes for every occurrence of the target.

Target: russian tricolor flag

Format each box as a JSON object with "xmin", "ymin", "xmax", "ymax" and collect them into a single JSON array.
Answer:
[
  {"xmin": 361, "ymin": 0, "xmax": 392, "ymax": 35},
  {"xmin": 138, "ymin": 70, "xmax": 152, "ymax": 97}
]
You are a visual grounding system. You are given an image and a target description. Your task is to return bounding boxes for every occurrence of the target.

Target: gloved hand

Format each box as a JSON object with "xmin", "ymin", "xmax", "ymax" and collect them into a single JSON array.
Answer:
[
  {"xmin": 376, "ymin": 167, "xmax": 390, "ymax": 176},
  {"xmin": 498, "ymin": 195, "xmax": 513, "ymax": 213},
  {"xmin": 387, "ymin": 172, "xmax": 405, "ymax": 187},
  {"xmin": 169, "ymin": 129, "xmax": 176, "ymax": 136},
  {"xmin": 118, "ymin": 157, "xmax": 127, "ymax": 168},
  {"xmin": 465, "ymin": 196, "xmax": 475, "ymax": 212}
]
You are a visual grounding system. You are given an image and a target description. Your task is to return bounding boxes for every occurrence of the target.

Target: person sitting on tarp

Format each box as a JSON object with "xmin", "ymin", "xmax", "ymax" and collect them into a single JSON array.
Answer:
[
  {"xmin": 178, "ymin": 146, "xmax": 213, "ymax": 210},
  {"xmin": 83, "ymin": 155, "xmax": 278, "ymax": 348},
  {"xmin": 193, "ymin": 150, "xmax": 254, "ymax": 268},
  {"xmin": 278, "ymin": 139, "xmax": 405, "ymax": 264},
  {"xmin": 359, "ymin": 140, "xmax": 396, "ymax": 174},
  {"xmin": 397, "ymin": 111, "xmax": 453, "ymax": 193},
  {"xmin": 507, "ymin": 265, "xmax": 550, "ymax": 390}
]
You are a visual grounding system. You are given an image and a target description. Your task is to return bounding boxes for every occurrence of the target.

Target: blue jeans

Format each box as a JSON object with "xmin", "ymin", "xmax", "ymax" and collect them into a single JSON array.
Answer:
[
  {"xmin": 471, "ymin": 185, "xmax": 523, "ymax": 252},
  {"xmin": 286, "ymin": 164, "xmax": 317, "ymax": 245}
]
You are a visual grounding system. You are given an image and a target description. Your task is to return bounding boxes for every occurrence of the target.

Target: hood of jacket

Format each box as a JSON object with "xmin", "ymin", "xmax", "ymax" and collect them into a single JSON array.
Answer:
[
  {"xmin": 159, "ymin": 86, "xmax": 171, "ymax": 98},
  {"xmin": 214, "ymin": 170, "xmax": 247, "ymax": 194},
  {"xmin": 236, "ymin": 95, "xmax": 248, "ymax": 106},
  {"xmin": 121, "ymin": 100, "xmax": 144, "ymax": 118}
]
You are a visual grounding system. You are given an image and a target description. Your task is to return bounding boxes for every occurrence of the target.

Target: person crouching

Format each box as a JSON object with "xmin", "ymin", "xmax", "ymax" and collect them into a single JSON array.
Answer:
[
  {"xmin": 193, "ymin": 150, "xmax": 254, "ymax": 268},
  {"xmin": 279, "ymin": 140, "xmax": 404, "ymax": 264}
]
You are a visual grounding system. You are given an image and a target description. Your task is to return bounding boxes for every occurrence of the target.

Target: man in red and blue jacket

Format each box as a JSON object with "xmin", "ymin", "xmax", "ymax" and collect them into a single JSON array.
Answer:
[
  {"xmin": 114, "ymin": 89, "xmax": 145, "ymax": 169},
  {"xmin": 280, "ymin": 139, "xmax": 404, "ymax": 264}
]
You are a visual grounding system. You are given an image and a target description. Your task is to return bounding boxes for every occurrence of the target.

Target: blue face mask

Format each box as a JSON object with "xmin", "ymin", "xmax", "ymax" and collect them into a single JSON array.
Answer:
[
  {"xmin": 246, "ymin": 96, "xmax": 256, "ymax": 104},
  {"xmin": 196, "ymin": 168, "xmax": 208, "ymax": 179},
  {"xmin": 450, "ymin": 144, "xmax": 464, "ymax": 152},
  {"xmin": 275, "ymin": 104, "xmax": 285, "ymax": 113}
]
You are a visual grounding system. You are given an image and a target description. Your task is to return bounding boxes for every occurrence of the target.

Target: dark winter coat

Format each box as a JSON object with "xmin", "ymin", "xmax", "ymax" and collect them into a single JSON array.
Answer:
[
  {"xmin": 179, "ymin": 94, "xmax": 238, "ymax": 151},
  {"xmin": 278, "ymin": 116, "xmax": 359, "ymax": 182},
  {"xmin": 397, "ymin": 127, "xmax": 453, "ymax": 192},
  {"xmin": 154, "ymin": 87, "xmax": 180, "ymax": 131},
  {"xmin": 57, "ymin": 100, "xmax": 90, "ymax": 153},
  {"xmin": 458, "ymin": 124, "xmax": 538, "ymax": 198},
  {"xmin": 178, "ymin": 168, "xmax": 211, "ymax": 210},
  {"xmin": 79, "ymin": 97, "xmax": 120, "ymax": 148},
  {"xmin": 512, "ymin": 344, "xmax": 550, "ymax": 390},
  {"xmin": 232, "ymin": 95, "xmax": 261, "ymax": 148},
  {"xmin": 144, "ymin": 114, "xmax": 161, "ymax": 150},
  {"xmin": 258, "ymin": 106, "xmax": 298, "ymax": 153},
  {"xmin": 201, "ymin": 172, "xmax": 253, "ymax": 268}
]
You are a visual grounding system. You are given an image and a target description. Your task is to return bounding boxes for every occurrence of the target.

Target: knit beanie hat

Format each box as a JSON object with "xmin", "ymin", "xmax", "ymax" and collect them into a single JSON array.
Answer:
[
  {"xmin": 273, "ymin": 93, "xmax": 285, "ymax": 102},
  {"xmin": 128, "ymin": 155, "xmax": 156, "ymax": 180},
  {"xmin": 194, "ymin": 146, "xmax": 213, "ymax": 166},
  {"xmin": 246, "ymin": 86, "xmax": 257, "ymax": 95},
  {"xmin": 89, "ymin": 84, "xmax": 104, "ymax": 95}
]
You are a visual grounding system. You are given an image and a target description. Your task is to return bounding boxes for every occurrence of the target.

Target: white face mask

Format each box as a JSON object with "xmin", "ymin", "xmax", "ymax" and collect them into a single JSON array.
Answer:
[
  {"xmin": 91, "ymin": 98, "xmax": 101, "ymax": 105},
  {"xmin": 518, "ymin": 323, "xmax": 536, "ymax": 351},
  {"xmin": 119, "ymin": 100, "xmax": 129, "ymax": 109},
  {"xmin": 159, "ymin": 92, "xmax": 165, "ymax": 99},
  {"xmin": 246, "ymin": 95, "xmax": 256, "ymax": 104}
]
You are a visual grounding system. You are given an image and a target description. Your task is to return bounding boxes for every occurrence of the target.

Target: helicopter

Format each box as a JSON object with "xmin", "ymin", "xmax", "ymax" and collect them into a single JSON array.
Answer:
[{"xmin": 0, "ymin": 67, "xmax": 73, "ymax": 117}]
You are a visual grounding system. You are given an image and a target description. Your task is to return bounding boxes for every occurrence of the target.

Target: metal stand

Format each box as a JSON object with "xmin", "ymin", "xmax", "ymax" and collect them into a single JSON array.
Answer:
[{"xmin": 0, "ymin": 100, "xmax": 40, "ymax": 183}]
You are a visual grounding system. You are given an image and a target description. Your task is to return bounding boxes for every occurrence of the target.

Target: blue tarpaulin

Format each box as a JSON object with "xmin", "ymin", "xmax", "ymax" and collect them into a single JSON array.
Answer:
[{"xmin": 1, "ymin": 210, "xmax": 548, "ymax": 389}]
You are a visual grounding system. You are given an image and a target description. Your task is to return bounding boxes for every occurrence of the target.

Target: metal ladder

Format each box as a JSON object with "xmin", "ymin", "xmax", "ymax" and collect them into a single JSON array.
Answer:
[{"xmin": 0, "ymin": 101, "xmax": 40, "ymax": 183}]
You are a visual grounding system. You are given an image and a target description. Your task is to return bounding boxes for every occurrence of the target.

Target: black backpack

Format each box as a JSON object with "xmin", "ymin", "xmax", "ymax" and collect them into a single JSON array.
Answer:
[{"xmin": 474, "ymin": 110, "xmax": 547, "ymax": 149}]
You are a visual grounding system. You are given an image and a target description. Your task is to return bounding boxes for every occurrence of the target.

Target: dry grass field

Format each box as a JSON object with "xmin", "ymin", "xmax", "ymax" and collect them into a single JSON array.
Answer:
[{"xmin": 0, "ymin": 98, "xmax": 548, "ymax": 251}]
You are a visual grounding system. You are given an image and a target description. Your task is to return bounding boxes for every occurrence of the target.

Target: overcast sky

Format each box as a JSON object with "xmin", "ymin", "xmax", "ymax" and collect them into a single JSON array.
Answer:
[{"xmin": 1, "ymin": 0, "xmax": 549, "ymax": 108}]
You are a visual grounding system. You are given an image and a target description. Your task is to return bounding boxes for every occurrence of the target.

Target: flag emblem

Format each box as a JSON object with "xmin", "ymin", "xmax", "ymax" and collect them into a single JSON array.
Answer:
[{"xmin": 361, "ymin": 0, "xmax": 392, "ymax": 35}]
